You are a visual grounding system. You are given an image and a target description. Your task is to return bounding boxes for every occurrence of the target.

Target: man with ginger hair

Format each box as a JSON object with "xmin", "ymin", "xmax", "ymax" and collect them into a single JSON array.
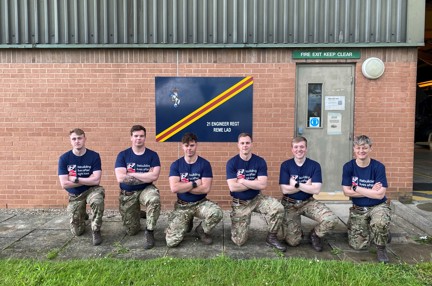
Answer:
[{"xmin": 279, "ymin": 136, "xmax": 338, "ymax": 252}]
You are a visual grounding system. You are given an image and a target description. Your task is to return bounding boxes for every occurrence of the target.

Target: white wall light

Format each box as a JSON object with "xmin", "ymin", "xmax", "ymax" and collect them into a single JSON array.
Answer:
[{"xmin": 361, "ymin": 57, "xmax": 385, "ymax": 79}]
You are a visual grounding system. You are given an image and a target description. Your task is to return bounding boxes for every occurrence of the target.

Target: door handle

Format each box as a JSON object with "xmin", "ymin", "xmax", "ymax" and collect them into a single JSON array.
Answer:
[{"xmin": 298, "ymin": 126, "xmax": 304, "ymax": 135}]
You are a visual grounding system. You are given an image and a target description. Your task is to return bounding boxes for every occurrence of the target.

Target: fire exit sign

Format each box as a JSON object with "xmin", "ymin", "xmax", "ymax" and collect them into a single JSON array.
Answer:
[{"xmin": 292, "ymin": 50, "xmax": 361, "ymax": 59}]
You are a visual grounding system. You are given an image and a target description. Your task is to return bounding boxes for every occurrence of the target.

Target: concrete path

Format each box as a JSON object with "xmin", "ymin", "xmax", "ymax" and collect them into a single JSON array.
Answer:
[{"xmin": 1, "ymin": 201, "xmax": 432, "ymax": 264}]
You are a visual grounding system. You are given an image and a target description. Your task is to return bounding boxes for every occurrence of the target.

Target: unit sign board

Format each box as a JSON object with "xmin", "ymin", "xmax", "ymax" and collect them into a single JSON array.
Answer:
[{"xmin": 155, "ymin": 77, "xmax": 253, "ymax": 142}]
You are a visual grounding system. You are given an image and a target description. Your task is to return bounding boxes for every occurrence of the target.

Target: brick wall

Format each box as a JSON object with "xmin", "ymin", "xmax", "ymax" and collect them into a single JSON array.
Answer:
[{"xmin": 0, "ymin": 48, "xmax": 417, "ymax": 210}]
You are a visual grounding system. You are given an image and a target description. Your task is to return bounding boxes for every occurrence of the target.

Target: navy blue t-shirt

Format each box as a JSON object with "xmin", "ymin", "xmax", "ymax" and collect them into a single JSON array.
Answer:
[
  {"xmin": 58, "ymin": 149, "xmax": 102, "ymax": 195},
  {"xmin": 115, "ymin": 147, "xmax": 161, "ymax": 191},
  {"xmin": 226, "ymin": 154, "xmax": 267, "ymax": 200},
  {"xmin": 279, "ymin": 157, "xmax": 322, "ymax": 200},
  {"xmin": 341, "ymin": 159, "xmax": 388, "ymax": 207},
  {"xmin": 169, "ymin": 156, "xmax": 212, "ymax": 202}
]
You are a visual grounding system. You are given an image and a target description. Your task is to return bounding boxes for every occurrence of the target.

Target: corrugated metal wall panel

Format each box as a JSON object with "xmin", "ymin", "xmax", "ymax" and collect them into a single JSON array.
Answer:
[{"xmin": 0, "ymin": 0, "xmax": 423, "ymax": 47}]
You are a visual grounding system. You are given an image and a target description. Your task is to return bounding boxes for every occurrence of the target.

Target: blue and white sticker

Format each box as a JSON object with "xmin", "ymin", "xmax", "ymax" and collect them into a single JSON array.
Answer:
[{"xmin": 309, "ymin": 117, "xmax": 320, "ymax": 128}]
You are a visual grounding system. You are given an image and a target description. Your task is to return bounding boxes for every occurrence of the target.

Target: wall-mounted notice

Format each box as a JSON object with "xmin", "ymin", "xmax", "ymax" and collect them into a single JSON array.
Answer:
[
  {"xmin": 325, "ymin": 96, "xmax": 345, "ymax": 111},
  {"xmin": 327, "ymin": 112, "xmax": 342, "ymax": 135}
]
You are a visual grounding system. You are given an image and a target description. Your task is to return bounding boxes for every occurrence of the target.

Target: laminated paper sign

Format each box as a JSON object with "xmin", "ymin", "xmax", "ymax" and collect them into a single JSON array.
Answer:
[{"xmin": 327, "ymin": 112, "xmax": 342, "ymax": 135}]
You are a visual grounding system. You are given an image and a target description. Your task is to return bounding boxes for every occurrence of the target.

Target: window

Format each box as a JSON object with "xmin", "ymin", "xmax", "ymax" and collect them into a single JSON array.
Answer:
[{"xmin": 307, "ymin": 83, "xmax": 322, "ymax": 128}]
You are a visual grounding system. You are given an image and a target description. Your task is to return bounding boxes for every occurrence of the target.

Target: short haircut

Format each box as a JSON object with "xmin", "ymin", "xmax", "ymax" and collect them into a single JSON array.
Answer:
[
  {"xmin": 292, "ymin": 136, "xmax": 307, "ymax": 147},
  {"xmin": 238, "ymin": 132, "xmax": 252, "ymax": 142},
  {"xmin": 130, "ymin": 125, "xmax": 146, "ymax": 136},
  {"xmin": 182, "ymin": 132, "xmax": 198, "ymax": 144},
  {"xmin": 69, "ymin": 128, "xmax": 85, "ymax": 136},
  {"xmin": 353, "ymin": 135, "xmax": 373, "ymax": 147}
]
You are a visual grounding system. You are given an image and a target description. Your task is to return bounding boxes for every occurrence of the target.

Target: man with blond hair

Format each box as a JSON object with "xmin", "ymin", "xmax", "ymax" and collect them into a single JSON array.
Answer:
[
  {"xmin": 58, "ymin": 128, "xmax": 105, "ymax": 246},
  {"xmin": 342, "ymin": 135, "xmax": 391, "ymax": 263}
]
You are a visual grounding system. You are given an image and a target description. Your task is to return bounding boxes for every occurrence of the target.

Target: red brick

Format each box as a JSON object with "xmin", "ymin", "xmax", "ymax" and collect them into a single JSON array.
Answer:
[{"xmin": 0, "ymin": 48, "xmax": 416, "ymax": 208}]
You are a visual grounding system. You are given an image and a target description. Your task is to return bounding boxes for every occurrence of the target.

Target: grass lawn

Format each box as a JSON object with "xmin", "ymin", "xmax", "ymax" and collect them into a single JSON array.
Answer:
[{"xmin": 0, "ymin": 256, "xmax": 431, "ymax": 286}]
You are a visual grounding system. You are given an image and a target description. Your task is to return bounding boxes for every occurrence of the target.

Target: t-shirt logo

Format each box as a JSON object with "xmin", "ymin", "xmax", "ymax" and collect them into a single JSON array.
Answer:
[
  {"xmin": 237, "ymin": 169, "xmax": 245, "ymax": 179},
  {"xmin": 67, "ymin": 165, "xmax": 77, "ymax": 176},
  {"xmin": 180, "ymin": 173, "xmax": 189, "ymax": 182},
  {"xmin": 127, "ymin": 163, "xmax": 136, "ymax": 173},
  {"xmin": 352, "ymin": 176, "xmax": 359, "ymax": 187}
]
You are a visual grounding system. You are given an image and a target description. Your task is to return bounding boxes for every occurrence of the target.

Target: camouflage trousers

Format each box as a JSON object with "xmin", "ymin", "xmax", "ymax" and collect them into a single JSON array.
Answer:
[
  {"xmin": 165, "ymin": 199, "xmax": 223, "ymax": 248},
  {"xmin": 281, "ymin": 198, "xmax": 338, "ymax": 246},
  {"xmin": 347, "ymin": 202, "xmax": 391, "ymax": 250},
  {"xmin": 119, "ymin": 184, "xmax": 161, "ymax": 235},
  {"xmin": 67, "ymin": 186, "xmax": 105, "ymax": 236},
  {"xmin": 230, "ymin": 194, "xmax": 284, "ymax": 246}
]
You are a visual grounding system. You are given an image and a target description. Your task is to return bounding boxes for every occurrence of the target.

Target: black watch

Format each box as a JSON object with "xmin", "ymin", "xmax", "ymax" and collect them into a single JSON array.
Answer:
[
  {"xmin": 352, "ymin": 185, "xmax": 357, "ymax": 192},
  {"xmin": 74, "ymin": 177, "xmax": 79, "ymax": 184},
  {"xmin": 295, "ymin": 182, "xmax": 300, "ymax": 188},
  {"xmin": 192, "ymin": 181, "xmax": 197, "ymax": 188}
]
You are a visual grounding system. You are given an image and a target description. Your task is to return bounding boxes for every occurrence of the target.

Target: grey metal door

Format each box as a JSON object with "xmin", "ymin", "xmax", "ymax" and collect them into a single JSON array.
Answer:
[{"xmin": 296, "ymin": 64, "xmax": 354, "ymax": 193}]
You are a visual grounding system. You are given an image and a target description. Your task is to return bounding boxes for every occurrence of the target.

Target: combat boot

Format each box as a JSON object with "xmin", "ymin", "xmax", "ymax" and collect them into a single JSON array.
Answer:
[
  {"xmin": 376, "ymin": 245, "xmax": 389, "ymax": 263},
  {"xmin": 266, "ymin": 232, "xmax": 287, "ymax": 252},
  {"xmin": 195, "ymin": 222, "xmax": 213, "ymax": 245},
  {"xmin": 92, "ymin": 230, "xmax": 102, "ymax": 246},
  {"xmin": 309, "ymin": 229, "xmax": 323, "ymax": 252},
  {"xmin": 144, "ymin": 229, "xmax": 155, "ymax": 249}
]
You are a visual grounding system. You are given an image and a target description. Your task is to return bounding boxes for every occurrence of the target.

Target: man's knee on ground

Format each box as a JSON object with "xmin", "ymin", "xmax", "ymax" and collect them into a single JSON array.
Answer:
[
  {"xmin": 125, "ymin": 227, "xmax": 141, "ymax": 236},
  {"xmin": 231, "ymin": 236, "xmax": 247, "ymax": 247},
  {"xmin": 166, "ymin": 240, "xmax": 181, "ymax": 248},
  {"xmin": 231, "ymin": 233, "xmax": 249, "ymax": 246},
  {"xmin": 348, "ymin": 235, "xmax": 370, "ymax": 250},
  {"xmin": 70, "ymin": 226, "xmax": 85, "ymax": 236},
  {"xmin": 349, "ymin": 242, "xmax": 369, "ymax": 250},
  {"xmin": 166, "ymin": 233, "xmax": 183, "ymax": 248},
  {"xmin": 285, "ymin": 236, "xmax": 301, "ymax": 247}
]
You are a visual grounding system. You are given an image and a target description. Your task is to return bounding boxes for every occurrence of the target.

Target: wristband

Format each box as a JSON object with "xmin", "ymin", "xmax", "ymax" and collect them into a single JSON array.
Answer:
[
  {"xmin": 192, "ymin": 181, "xmax": 197, "ymax": 188},
  {"xmin": 295, "ymin": 182, "xmax": 300, "ymax": 188},
  {"xmin": 74, "ymin": 177, "xmax": 79, "ymax": 184}
]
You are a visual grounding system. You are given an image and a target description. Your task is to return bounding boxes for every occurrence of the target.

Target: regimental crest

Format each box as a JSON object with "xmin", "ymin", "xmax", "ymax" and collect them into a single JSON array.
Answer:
[
  {"xmin": 237, "ymin": 169, "xmax": 245, "ymax": 179},
  {"xmin": 352, "ymin": 176, "xmax": 359, "ymax": 186},
  {"xmin": 180, "ymin": 173, "xmax": 189, "ymax": 182},
  {"xmin": 67, "ymin": 165, "xmax": 77, "ymax": 176},
  {"xmin": 169, "ymin": 87, "xmax": 181, "ymax": 108},
  {"xmin": 127, "ymin": 163, "xmax": 136, "ymax": 173}
]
